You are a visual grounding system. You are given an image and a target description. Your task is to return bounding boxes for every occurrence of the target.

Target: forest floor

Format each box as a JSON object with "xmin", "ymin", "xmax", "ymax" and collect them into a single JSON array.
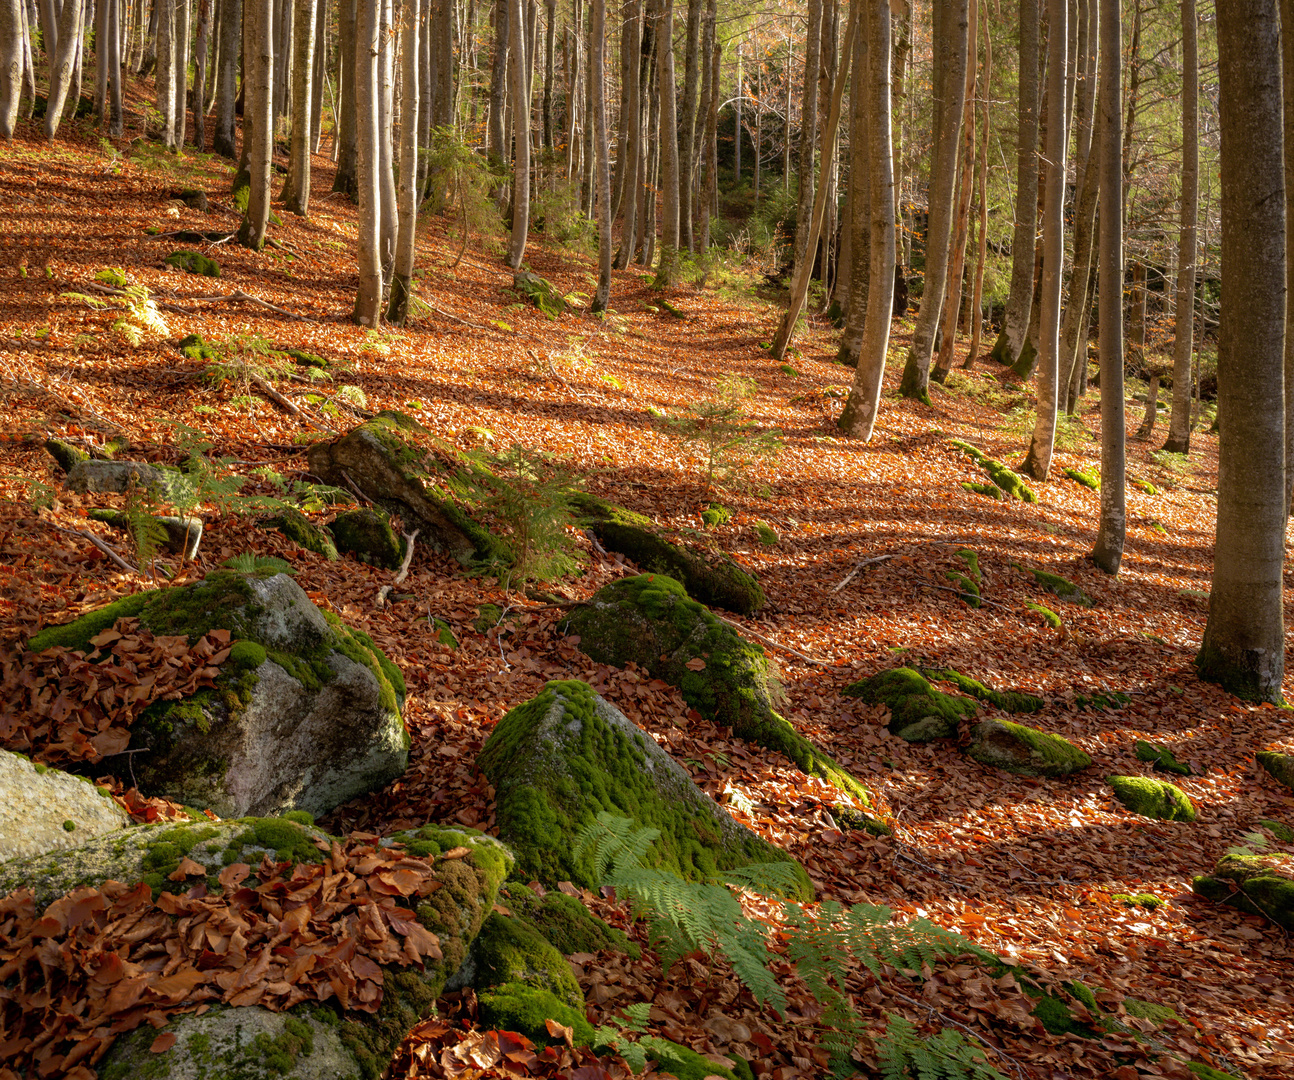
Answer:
[{"xmin": 1, "ymin": 115, "xmax": 1292, "ymax": 1080}]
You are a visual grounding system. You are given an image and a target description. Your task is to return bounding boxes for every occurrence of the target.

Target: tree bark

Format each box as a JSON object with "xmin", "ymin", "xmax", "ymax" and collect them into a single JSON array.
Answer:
[
  {"xmin": 964, "ymin": 0, "xmax": 991, "ymax": 369},
  {"xmin": 791, "ymin": 0, "xmax": 823, "ymax": 278},
  {"xmin": 387, "ymin": 0, "xmax": 421, "ymax": 324},
  {"xmin": 614, "ymin": 0, "xmax": 641, "ymax": 267},
  {"xmin": 1020, "ymin": 0, "xmax": 1069, "ymax": 480},
  {"xmin": 192, "ymin": 0, "xmax": 210, "ymax": 148},
  {"xmin": 591, "ymin": 0, "xmax": 612, "ymax": 311},
  {"xmin": 44, "ymin": 0, "xmax": 85, "ymax": 141},
  {"xmin": 282, "ymin": 0, "xmax": 316, "ymax": 213},
  {"xmin": 506, "ymin": 0, "xmax": 530, "ymax": 268},
  {"xmin": 333, "ymin": 0, "xmax": 360, "ymax": 194},
  {"xmin": 678, "ymin": 0, "xmax": 702, "ymax": 252},
  {"xmin": 213, "ymin": 0, "xmax": 241, "ymax": 155},
  {"xmin": 353, "ymin": 0, "xmax": 383, "ymax": 323},
  {"xmin": 239, "ymin": 0, "xmax": 274, "ymax": 250},
  {"xmin": 0, "ymin": 0, "xmax": 20, "ymax": 141},
  {"xmin": 488, "ymin": 0, "xmax": 509, "ymax": 171},
  {"xmin": 836, "ymin": 16, "xmax": 868, "ymax": 366},
  {"xmin": 697, "ymin": 0, "xmax": 717, "ymax": 250},
  {"xmin": 377, "ymin": 0, "xmax": 397, "ymax": 275},
  {"xmin": 174, "ymin": 0, "xmax": 191, "ymax": 146},
  {"xmin": 989, "ymin": 0, "xmax": 1039, "ymax": 367},
  {"xmin": 655, "ymin": 0, "xmax": 680, "ymax": 283},
  {"xmin": 837, "ymin": 0, "xmax": 895, "ymax": 441},
  {"xmin": 898, "ymin": 0, "xmax": 968, "ymax": 400}
]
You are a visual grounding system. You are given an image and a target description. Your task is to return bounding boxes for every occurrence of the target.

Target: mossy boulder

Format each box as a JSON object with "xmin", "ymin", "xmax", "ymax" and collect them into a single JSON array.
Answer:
[
  {"xmin": 1192, "ymin": 852, "xmax": 1294, "ymax": 931},
  {"xmin": 445, "ymin": 911, "xmax": 582, "ymax": 1005},
  {"xmin": 1013, "ymin": 563, "xmax": 1095, "ymax": 607},
  {"xmin": 842, "ymin": 667, "xmax": 977, "ymax": 741},
  {"xmin": 1108, "ymin": 775, "xmax": 1196, "ymax": 822},
  {"xmin": 1257, "ymin": 751, "xmax": 1294, "ymax": 792},
  {"xmin": 306, "ymin": 420, "xmax": 509, "ymax": 569},
  {"xmin": 44, "ymin": 437, "xmax": 89, "ymax": 473},
  {"xmin": 26, "ymin": 571, "xmax": 407, "ymax": 819},
  {"xmin": 919, "ymin": 668, "xmax": 1043, "ymax": 713},
  {"xmin": 478, "ymin": 984, "xmax": 596, "ymax": 1047},
  {"xmin": 951, "ymin": 441, "xmax": 1037, "ymax": 502},
  {"xmin": 498, "ymin": 881, "xmax": 640, "ymax": 957},
  {"xmin": 0, "ymin": 750, "xmax": 129, "ymax": 864},
  {"xmin": 1135, "ymin": 739, "xmax": 1193, "ymax": 777},
  {"xmin": 164, "ymin": 249, "xmax": 221, "ymax": 277},
  {"xmin": 330, "ymin": 508, "xmax": 403, "ymax": 569},
  {"xmin": 88, "ymin": 507, "xmax": 204, "ymax": 559},
  {"xmin": 262, "ymin": 507, "xmax": 339, "ymax": 560},
  {"xmin": 513, "ymin": 270, "xmax": 568, "ymax": 318},
  {"xmin": 477, "ymin": 679, "xmax": 812, "ymax": 899},
  {"xmin": 562, "ymin": 575, "xmax": 864, "ymax": 800},
  {"xmin": 572, "ymin": 493, "xmax": 765, "ymax": 615},
  {"xmin": 967, "ymin": 720, "xmax": 1092, "ymax": 777},
  {"xmin": 64, "ymin": 458, "xmax": 184, "ymax": 497}
]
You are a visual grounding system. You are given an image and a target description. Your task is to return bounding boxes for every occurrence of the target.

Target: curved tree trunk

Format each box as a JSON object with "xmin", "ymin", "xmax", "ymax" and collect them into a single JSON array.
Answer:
[
  {"xmin": 387, "ymin": 0, "xmax": 421, "ymax": 324},
  {"xmin": 791, "ymin": 0, "xmax": 823, "ymax": 281},
  {"xmin": 1197, "ymin": 0, "xmax": 1286, "ymax": 702}
]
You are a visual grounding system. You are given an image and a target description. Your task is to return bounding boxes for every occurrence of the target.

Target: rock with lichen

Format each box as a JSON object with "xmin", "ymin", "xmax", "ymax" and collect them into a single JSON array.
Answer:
[
  {"xmin": 572, "ymin": 493, "xmax": 765, "ymax": 615},
  {"xmin": 1193, "ymin": 852, "xmax": 1294, "ymax": 931},
  {"xmin": 842, "ymin": 667, "xmax": 978, "ymax": 741},
  {"xmin": 306, "ymin": 418, "xmax": 509, "ymax": 569},
  {"xmin": 563, "ymin": 575, "xmax": 867, "ymax": 802},
  {"xmin": 477, "ymin": 678, "xmax": 812, "ymax": 899},
  {"xmin": 967, "ymin": 719, "xmax": 1092, "ymax": 777},
  {"xmin": 0, "ymin": 750, "xmax": 130, "ymax": 863},
  {"xmin": 261, "ymin": 507, "xmax": 339, "ymax": 560},
  {"xmin": 23, "ymin": 570, "xmax": 407, "ymax": 819},
  {"xmin": 330, "ymin": 507, "xmax": 403, "ymax": 569},
  {"xmin": 1257, "ymin": 750, "xmax": 1294, "ymax": 792}
]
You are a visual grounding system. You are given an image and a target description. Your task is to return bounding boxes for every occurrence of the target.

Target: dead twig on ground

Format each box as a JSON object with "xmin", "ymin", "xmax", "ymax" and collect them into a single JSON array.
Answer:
[
  {"xmin": 394, "ymin": 529, "xmax": 419, "ymax": 585},
  {"xmin": 832, "ymin": 554, "xmax": 897, "ymax": 593}
]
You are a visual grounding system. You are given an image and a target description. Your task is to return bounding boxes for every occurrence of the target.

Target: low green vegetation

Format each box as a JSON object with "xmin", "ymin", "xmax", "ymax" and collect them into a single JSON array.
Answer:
[{"xmin": 951, "ymin": 441, "xmax": 1037, "ymax": 502}]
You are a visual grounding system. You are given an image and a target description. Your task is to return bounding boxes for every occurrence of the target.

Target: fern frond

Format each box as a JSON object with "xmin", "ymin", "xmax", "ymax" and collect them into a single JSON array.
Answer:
[
  {"xmin": 874, "ymin": 1012, "xmax": 1007, "ymax": 1080},
  {"xmin": 719, "ymin": 860, "xmax": 803, "ymax": 897}
]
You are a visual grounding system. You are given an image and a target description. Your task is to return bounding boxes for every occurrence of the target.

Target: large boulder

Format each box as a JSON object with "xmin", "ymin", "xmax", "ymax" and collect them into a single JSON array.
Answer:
[
  {"xmin": 0, "ymin": 750, "xmax": 129, "ymax": 863},
  {"xmin": 573, "ymin": 493, "xmax": 765, "ymax": 615},
  {"xmin": 477, "ymin": 679, "xmax": 812, "ymax": 899},
  {"xmin": 0, "ymin": 817, "xmax": 511, "ymax": 1080},
  {"xmin": 967, "ymin": 719, "xmax": 1092, "ymax": 777},
  {"xmin": 306, "ymin": 418, "xmax": 509, "ymax": 569},
  {"xmin": 562, "ymin": 575, "xmax": 867, "ymax": 802},
  {"xmin": 1193, "ymin": 853, "xmax": 1294, "ymax": 931},
  {"xmin": 64, "ymin": 459, "xmax": 184, "ymax": 496},
  {"xmin": 842, "ymin": 667, "xmax": 978, "ymax": 741},
  {"xmin": 25, "ymin": 570, "xmax": 408, "ymax": 819}
]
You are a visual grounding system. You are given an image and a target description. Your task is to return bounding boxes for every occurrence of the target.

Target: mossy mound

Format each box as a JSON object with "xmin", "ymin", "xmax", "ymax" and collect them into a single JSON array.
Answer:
[
  {"xmin": 178, "ymin": 332, "xmax": 219, "ymax": 361},
  {"xmin": 500, "ymin": 881, "xmax": 640, "ymax": 957},
  {"xmin": 1026, "ymin": 601, "xmax": 1062, "ymax": 628},
  {"xmin": 1135, "ymin": 739, "xmax": 1193, "ymax": 777},
  {"xmin": 474, "ymin": 603, "xmax": 503, "ymax": 633},
  {"xmin": 1113, "ymin": 892, "xmax": 1164, "ymax": 910},
  {"xmin": 1014, "ymin": 563, "xmax": 1094, "ymax": 607},
  {"xmin": 945, "ymin": 549, "xmax": 982, "ymax": 607},
  {"xmin": 1193, "ymin": 852, "xmax": 1294, "ymax": 930},
  {"xmin": 701, "ymin": 504, "xmax": 731, "ymax": 527},
  {"xmin": 645, "ymin": 1039, "xmax": 741, "ymax": 1080},
  {"xmin": 1063, "ymin": 467, "xmax": 1100, "ymax": 490},
  {"xmin": 563, "ymin": 575, "xmax": 862, "ymax": 799},
  {"xmin": 330, "ymin": 508, "xmax": 402, "ymax": 569},
  {"xmin": 306, "ymin": 420, "xmax": 509, "ymax": 570},
  {"xmin": 477, "ymin": 679, "xmax": 812, "ymax": 899},
  {"xmin": 951, "ymin": 440, "xmax": 1037, "ymax": 502},
  {"xmin": 449, "ymin": 911, "xmax": 582, "ymax": 1005},
  {"xmin": 1075, "ymin": 691, "xmax": 1131, "ymax": 710},
  {"xmin": 753, "ymin": 522, "xmax": 779, "ymax": 546},
  {"xmin": 1130, "ymin": 478, "xmax": 1158, "ymax": 495},
  {"xmin": 513, "ymin": 271, "xmax": 568, "ymax": 318},
  {"xmin": 842, "ymin": 667, "xmax": 977, "ymax": 742},
  {"xmin": 961, "ymin": 480, "xmax": 1002, "ymax": 500},
  {"xmin": 1259, "ymin": 819, "xmax": 1294, "ymax": 842},
  {"xmin": 968, "ymin": 720, "xmax": 1092, "ymax": 777},
  {"xmin": 477, "ymin": 984, "xmax": 596, "ymax": 1047},
  {"xmin": 26, "ymin": 572, "xmax": 407, "ymax": 819},
  {"xmin": 919, "ymin": 668, "xmax": 1043, "ymax": 713},
  {"xmin": 285, "ymin": 347, "xmax": 329, "ymax": 369},
  {"xmin": 263, "ymin": 507, "xmax": 338, "ymax": 560},
  {"xmin": 572, "ymin": 493, "xmax": 765, "ymax": 615},
  {"xmin": 1257, "ymin": 751, "xmax": 1294, "ymax": 792},
  {"xmin": 44, "ymin": 437, "xmax": 89, "ymax": 473},
  {"xmin": 1108, "ymin": 776, "xmax": 1196, "ymax": 822},
  {"xmin": 164, "ymin": 249, "xmax": 221, "ymax": 277}
]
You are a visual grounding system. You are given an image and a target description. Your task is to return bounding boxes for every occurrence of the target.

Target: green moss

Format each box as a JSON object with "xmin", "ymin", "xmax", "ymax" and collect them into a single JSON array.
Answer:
[
  {"xmin": 322, "ymin": 611, "xmax": 406, "ymax": 714},
  {"xmin": 564, "ymin": 577, "xmax": 860, "ymax": 800},
  {"xmin": 478, "ymin": 679, "xmax": 812, "ymax": 898},
  {"xmin": 264, "ymin": 508, "xmax": 339, "ymax": 560},
  {"xmin": 842, "ymin": 667, "xmax": 977, "ymax": 741},
  {"xmin": 513, "ymin": 271, "xmax": 569, "ymax": 319},
  {"xmin": 753, "ymin": 522, "xmax": 779, "ymax": 546},
  {"xmin": 165, "ymin": 249, "xmax": 221, "ymax": 277},
  {"xmin": 1075, "ymin": 691, "xmax": 1132, "ymax": 710},
  {"xmin": 1063, "ymin": 467, "xmax": 1100, "ymax": 490},
  {"xmin": 1130, "ymin": 478, "xmax": 1158, "ymax": 495},
  {"xmin": 500, "ymin": 882, "xmax": 640, "ymax": 958},
  {"xmin": 44, "ymin": 437, "xmax": 89, "ymax": 473},
  {"xmin": 1014, "ymin": 564, "xmax": 1094, "ymax": 607},
  {"xmin": 244, "ymin": 1015, "xmax": 313, "ymax": 1073},
  {"xmin": 431, "ymin": 618, "xmax": 458, "ymax": 648},
  {"xmin": 951, "ymin": 441, "xmax": 1037, "ymax": 501},
  {"xmin": 230, "ymin": 640, "xmax": 268, "ymax": 671},
  {"xmin": 285, "ymin": 348, "xmax": 329, "ymax": 369},
  {"xmin": 329, "ymin": 509, "xmax": 402, "ymax": 570},
  {"xmin": 27, "ymin": 591, "xmax": 151, "ymax": 652},
  {"xmin": 1123, "ymin": 998, "xmax": 1179, "ymax": 1023},
  {"xmin": 1193, "ymin": 853, "xmax": 1294, "ymax": 930},
  {"xmin": 338, "ymin": 969, "xmax": 441, "ymax": 1079},
  {"xmin": 700, "ymin": 504, "xmax": 731, "ymax": 528},
  {"xmin": 139, "ymin": 823, "xmax": 222, "ymax": 896},
  {"xmin": 1187, "ymin": 1063, "xmax": 1243, "ymax": 1080},
  {"xmin": 1026, "ymin": 601, "xmax": 1062, "ymax": 628},
  {"xmin": 34, "ymin": 763, "xmax": 48, "ymax": 774},
  {"xmin": 968, "ymin": 719, "xmax": 1092, "ymax": 777},
  {"xmin": 920, "ymin": 668, "xmax": 1042, "ymax": 713},
  {"xmin": 1108, "ymin": 775, "xmax": 1196, "ymax": 822},
  {"xmin": 283, "ymin": 810, "xmax": 315, "ymax": 827},
  {"xmin": 945, "ymin": 571, "xmax": 981, "ymax": 607},
  {"xmin": 646, "ymin": 1038, "xmax": 740, "ymax": 1080},
  {"xmin": 63, "ymin": 819, "xmax": 76, "ymax": 831},
  {"xmin": 961, "ymin": 480, "xmax": 1002, "ymax": 499},
  {"xmin": 477, "ymin": 983, "xmax": 596, "ymax": 1047},
  {"xmin": 1066, "ymin": 980, "xmax": 1098, "ymax": 1012},
  {"xmin": 474, "ymin": 603, "xmax": 503, "ymax": 634},
  {"xmin": 465, "ymin": 911, "xmax": 583, "ymax": 1004},
  {"xmin": 1112, "ymin": 892, "xmax": 1164, "ymax": 910},
  {"xmin": 226, "ymin": 818, "xmax": 329, "ymax": 866},
  {"xmin": 779, "ymin": 364, "xmax": 799, "ymax": 377},
  {"xmin": 954, "ymin": 549, "xmax": 981, "ymax": 583},
  {"xmin": 1030, "ymin": 992, "xmax": 1099, "ymax": 1039},
  {"xmin": 1257, "ymin": 751, "xmax": 1294, "ymax": 792},
  {"xmin": 1135, "ymin": 739, "xmax": 1193, "ymax": 776}
]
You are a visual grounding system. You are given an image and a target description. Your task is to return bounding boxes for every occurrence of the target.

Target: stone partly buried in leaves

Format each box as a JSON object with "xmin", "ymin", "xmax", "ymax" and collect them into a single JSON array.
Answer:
[
  {"xmin": 25, "ymin": 570, "xmax": 408, "ymax": 819},
  {"xmin": 843, "ymin": 667, "xmax": 979, "ymax": 742},
  {"xmin": 1107, "ymin": 775, "xmax": 1196, "ymax": 822},
  {"xmin": 1193, "ymin": 853, "xmax": 1294, "ymax": 931},
  {"xmin": 967, "ymin": 719, "xmax": 1092, "ymax": 777},
  {"xmin": 477, "ymin": 678, "xmax": 813, "ymax": 900},
  {"xmin": 0, "ymin": 749, "xmax": 130, "ymax": 863},
  {"xmin": 563, "ymin": 574, "xmax": 868, "ymax": 802}
]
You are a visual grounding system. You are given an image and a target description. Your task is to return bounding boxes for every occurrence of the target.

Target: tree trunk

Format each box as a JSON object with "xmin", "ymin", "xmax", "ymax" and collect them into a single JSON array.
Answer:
[
  {"xmin": 1281, "ymin": 0, "xmax": 1294, "ymax": 508},
  {"xmin": 791, "ymin": 0, "xmax": 823, "ymax": 278},
  {"xmin": 836, "ymin": 16, "xmax": 868, "ymax": 367},
  {"xmin": 310, "ymin": 0, "xmax": 325, "ymax": 150},
  {"xmin": 387, "ymin": 0, "xmax": 420, "ymax": 323},
  {"xmin": 44, "ymin": 0, "xmax": 85, "ymax": 141},
  {"xmin": 488, "ymin": 0, "xmax": 509, "ymax": 171},
  {"xmin": 0, "ymin": 0, "xmax": 20, "ymax": 140},
  {"xmin": 1197, "ymin": 0, "xmax": 1286, "ymax": 703},
  {"xmin": 333, "ymin": 0, "xmax": 359, "ymax": 194},
  {"xmin": 838, "ymin": 0, "xmax": 895, "ymax": 441},
  {"xmin": 1163, "ymin": 0, "xmax": 1197, "ymax": 455},
  {"xmin": 678, "ymin": 0, "xmax": 701, "ymax": 252},
  {"xmin": 506, "ymin": 0, "xmax": 530, "ymax": 268},
  {"xmin": 95, "ymin": 0, "xmax": 109, "ymax": 119},
  {"xmin": 377, "ymin": 0, "xmax": 397, "ymax": 275},
  {"xmin": 543, "ymin": 0, "xmax": 556, "ymax": 151},
  {"xmin": 989, "ymin": 0, "xmax": 1039, "ymax": 367},
  {"xmin": 192, "ymin": 0, "xmax": 210, "ymax": 148},
  {"xmin": 353, "ymin": 0, "xmax": 383, "ymax": 323},
  {"xmin": 240, "ymin": 0, "xmax": 274, "ymax": 251},
  {"xmin": 898, "ymin": 0, "xmax": 968, "ymax": 400},
  {"xmin": 590, "ymin": 0, "xmax": 612, "ymax": 311},
  {"xmin": 963, "ymin": 0, "xmax": 991, "ymax": 369},
  {"xmin": 174, "ymin": 0, "xmax": 191, "ymax": 147},
  {"xmin": 1090, "ymin": 0, "xmax": 1124, "ymax": 573},
  {"xmin": 613, "ymin": 0, "xmax": 641, "ymax": 267},
  {"xmin": 655, "ymin": 0, "xmax": 680, "ymax": 283},
  {"xmin": 155, "ymin": 0, "xmax": 176, "ymax": 145},
  {"xmin": 697, "ymin": 0, "xmax": 717, "ymax": 250},
  {"xmin": 213, "ymin": 0, "xmax": 240, "ymax": 155},
  {"xmin": 282, "ymin": 0, "xmax": 316, "ymax": 213},
  {"xmin": 1019, "ymin": 0, "xmax": 1069, "ymax": 480}
]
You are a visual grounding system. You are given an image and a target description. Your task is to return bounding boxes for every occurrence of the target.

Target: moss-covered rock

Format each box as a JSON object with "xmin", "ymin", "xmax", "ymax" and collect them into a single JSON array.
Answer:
[
  {"xmin": 446, "ymin": 911, "xmax": 582, "ymax": 1004},
  {"xmin": 968, "ymin": 720, "xmax": 1092, "ymax": 777},
  {"xmin": 563, "ymin": 575, "xmax": 863, "ymax": 799},
  {"xmin": 700, "ymin": 503, "xmax": 731, "ymax": 528},
  {"xmin": 1192, "ymin": 852, "xmax": 1294, "ymax": 930},
  {"xmin": 330, "ymin": 508, "xmax": 402, "ymax": 569},
  {"xmin": 26, "ymin": 572, "xmax": 407, "ymax": 819},
  {"xmin": 498, "ymin": 881, "xmax": 640, "ymax": 957},
  {"xmin": 64, "ymin": 458, "xmax": 180, "ymax": 496},
  {"xmin": 474, "ymin": 603, "xmax": 504, "ymax": 633},
  {"xmin": 1026, "ymin": 601, "xmax": 1062, "ymax": 628},
  {"xmin": 178, "ymin": 332, "xmax": 219, "ymax": 361},
  {"xmin": 1259, "ymin": 819, "xmax": 1294, "ymax": 842},
  {"xmin": 88, "ymin": 507, "xmax": 204, "ymax": 559},
  {"xmin": 572, "ymin": 493, "xmax": 765, "ymax": 615},
  {"xmin": 1108, "ymin": 775, "xmax": 1196, "ymax": 822},
  {"xmin": 306, "ymin": 420, "xmax": 509, "ymax": 569},
  {"xmin": 1063, "ymin": 467, "xmax": 1100, "ymax": 490},
  {"xmin": 1135, "ymin": 739, "xmax": 1193, "ymax": 777},
  {"xmin": 753, "ymin": 522, "xmax": 779, "ymax": 546},
  {"xmin": 961, "ymin": 480, "xmax": 1003, "ymax": 500},
  {"xmin": 477, "ymin": 679, "xmax": 811, "ymax": 899},
  {"xmin": 951, "ymin": 441, "xmax": 1037, "ymax": 502},
  {"xmin": 842, "ymin": 667, "xmax": 977, "ymax": 741},
  {"xmin": 1113, "ymin": 892, "xmax": 1164, "ymax": 910},
  {"xmin": 1014, "ymin": 563, "xmax": 1095, "ymax": 607},
  {"xmin": 1257, "ymin": 751, "xmax": 1294, "ymax": 792},
  {"xmin": 919, "ymin": 668, "xmax": 1043, "ymax": 713},
  {"xmin": 164, "ymin": 249, "xmax": 221, "ymax": 277},
  {"xmin": 477, "ymin": 984, "xmax": 596, "ymax": 1047},
  {"xmin": 285, "ymin": 347, "xmax": 329, "ymax": 369},
  {"xmin": 44, "ymin": 437, "xmax": 89, "ymax": 473},
  {"xmin": 262, "ymin": 507, "xmax": 338, "ymax": 560}
]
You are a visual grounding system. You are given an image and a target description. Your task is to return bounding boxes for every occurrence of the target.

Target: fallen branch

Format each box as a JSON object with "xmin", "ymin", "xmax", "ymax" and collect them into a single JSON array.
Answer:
[
  {"xmin": 918, "ymin": 582, "xmax": 1016, "ymax": 613},
  {"xmin": 56, "ymin": 526, "xmax": 146, "ymax": 578},
  {"xmin": 832, "ymin": 554, "xmax": 897, "ymax": 593},
  {"xmin": 187, "ymin": 289, "xmax": 313, "ymax": 322},
  {"xmin": 712, "ymin": 612, "xmax": 832, "ymax": 667},
  {"xmin": 394, "ymin": 529, "xmax": 419, "ymax": 585},
  {"xmin": 247, "ymin": 372, "xmax": 303, "ymax": 416},
  {"xmin": 339, "ymin": 470, "xmax": 374, "ymax": 506}
]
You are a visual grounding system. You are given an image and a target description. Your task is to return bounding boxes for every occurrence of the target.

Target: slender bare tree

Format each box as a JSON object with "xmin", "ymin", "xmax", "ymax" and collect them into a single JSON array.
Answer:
[
  {"xmin": 282, "ymin": 0, "xmax": 317, "ymax": 214},
  {"xmin": 655, "ymin": 0, "xmax": 680, "ymax": 283},
  {"xmin": 1164, "ymin": 0, "xmax": 1198, "ymax": 453},
  {"xmin": 591, "ymin": 0, "xmax": 613, "ymax": 311},
  {"xmin": 353, "ymin": 0, "xmax": 384, "ymax": 323},
  {"xmin": 0, "ymin": 0, "xmax": 20, "ymax": 140},
  {"xmin": 387, "ymin": 0, "xmax": 421, "ymax": 323},
  {"xmin": 44, "ymin": 0, "xmax": 85, "ymax": 141},
  {"xmin": 214, "ymin": 0, "xmax": 242, "ymax": 156},
  {"xmin": 239, "ymin": 0, "xmax": 275, "ymax": 250}
]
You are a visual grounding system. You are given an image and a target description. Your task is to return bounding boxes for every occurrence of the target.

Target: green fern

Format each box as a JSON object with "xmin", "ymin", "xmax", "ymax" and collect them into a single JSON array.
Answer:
[
  {"xmin": 222, "ymin": 553, "xmax": 296, "ymax": 575},
  {"xmin": 877, "ymin": 1014, "xmax": 1006, "ymax": 1080}
]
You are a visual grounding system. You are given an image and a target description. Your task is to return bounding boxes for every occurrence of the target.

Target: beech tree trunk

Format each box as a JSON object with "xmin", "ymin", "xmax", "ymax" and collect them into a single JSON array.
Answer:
[
  {"xmin": 791, "ymin": 0, "xmax": 823, "ymax": 277},
  {"xmin": 44, "ymin": 0, "xmax": 85, "ymax": 140},
  {"xmin": 655, "ymin": 0, "xmax": 680, "ymax": 283},
  {"xmin": 282, "ymin": 0, "xmax": 316, "ymax": 213},
  {"xmin": 213, "ymin": 0, "xmax": 240, "ymax": 155},
  {"xmin": 697, "ymin": 0, "xmax": 717, "ymax": 250},
  {"xmin": 506, "ymin": 0, "xmax": 530, "ymax": 268},
  {"xmin": 836, "ymin": 17, "xmax": 868, "ymax": 367},
  {"xmin": 614, "ymin": 0, "xmax": 641, "ymax": 268},
  {"xmin": 240, "ymin": 0, "xmax": 274, "ymax": 251},
  {"xmin": 192, "ymin": 0, "xmax": 210, "ymax": 148},
  {"xmin": 353, "ymin": 0, "xmax": 383, "ymax": 323},
  {"xmin": 334, "ymin": 0, "xmax": 359, "ymax": 194},
  {"xmin": 174, "ymin": 0, "xmax": 191, "ymax": 147},
  {"xmin": 376, "ymin": 0, "xmax": 397, "ymax": 275},
  {"xmin": 488, "ymin": 0, "xmax": 509, "ymax": 171},
  {"xmin": 591, "ymin": 0, "xmax": 612, "ymax": 311},
  {"xmin": 964, "ymin": 0, "xmax": 991, "ymax": 369},
  {"xmin": 678, "ymin": 0, "xmax": 702, "ymax": 252},
  {"xmin": 387, "ymin": 0, "xmax": 421, "ymax": 324},
  {"xmin": 0, "ymin": 0, "xmax": 20, "ymax": 141}
]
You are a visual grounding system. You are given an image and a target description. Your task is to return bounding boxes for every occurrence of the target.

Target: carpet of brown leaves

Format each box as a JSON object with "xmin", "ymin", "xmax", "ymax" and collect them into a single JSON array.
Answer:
[{"xmin": 1, "ymin": 115, "xmax": 1292, "ymax": 1080}]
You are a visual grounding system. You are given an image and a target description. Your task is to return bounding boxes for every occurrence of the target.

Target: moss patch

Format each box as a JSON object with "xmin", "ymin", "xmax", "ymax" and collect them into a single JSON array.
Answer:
[
  {"xmin": 474, "ymin": 603, "xmax": 504, "ymax": 634},
  {"xmin": 646, "ymin": 1039, "xmax": 740, "ymax": 1080},
  {"xmin": 951, "ymin": 441, "xmax": 1037, "ymax": 502},
  {"xmin": 1112, "ymin": 892, "xmax": 1164, "ymax": 910},
  {"xmin": 1013, "ymin": 563, "xmax": 1094, "ymax": 607},
  {"xmin": 1063, "ymin": 467, "xmax": 1100, "ymax": 490},
  {"xmin": 1108, "ymin": 775, "xmax": 1196, "ymax": 822},
  {"xmin": 330, "ymin": 508, "xmax": 402, "ymax": 570},
  {"xmin": 968, "ymin": 719, "xmax": 1092, "ymax": 777},
  {"xmin": 338, "ymin": 970, "xmax": 440, "ymax": 1080},
  {"xmin": 461, "ymin": 911, "xmax": 582, "ymax": 1004},
  {"xmin": 477, "ymin": 983, "xmax": 596, "ymax": 1047},
  {"xmin": 1123, "ymin": 998, "xmax": 1179, "ymax": 1023},
  {"xmin": 920, "ymin": 668, "xmax": 1042, "ymax": 713},
  {"xmin": 1193, "ymin": 852, "xmax": 1294, "ymax": 930},
  {"xmin": 165, "ymin": 250, "xmax": 221, "ymax": 277},
  {"xmin": 1135, "ymin": 739, "xmax": 1193, "ymax": 776},
  {"xmin": 842, "ymin": 667, "xmax": 977, "ymax": 741},
  {"xmin": 753, "ymin": 522, "xmax": 779, "ymax": 546},
  {"xmin": 500, "ymin": 881, "xmax": 640, "ymax": 958},
  {"xmin": 1257, "ymin": 751, "xmax": 1294, "ymax": 792},
  {"xmin": 1259, "ymin": 819, "xmax": 1294, "ymax": 843},
  {"xmin": 263, "ymin": 507, "xmax": 339, "ymax": 560},
  {"xmin": 700, "ymin": 504, "xmax": 731, "ymax": 528}
]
